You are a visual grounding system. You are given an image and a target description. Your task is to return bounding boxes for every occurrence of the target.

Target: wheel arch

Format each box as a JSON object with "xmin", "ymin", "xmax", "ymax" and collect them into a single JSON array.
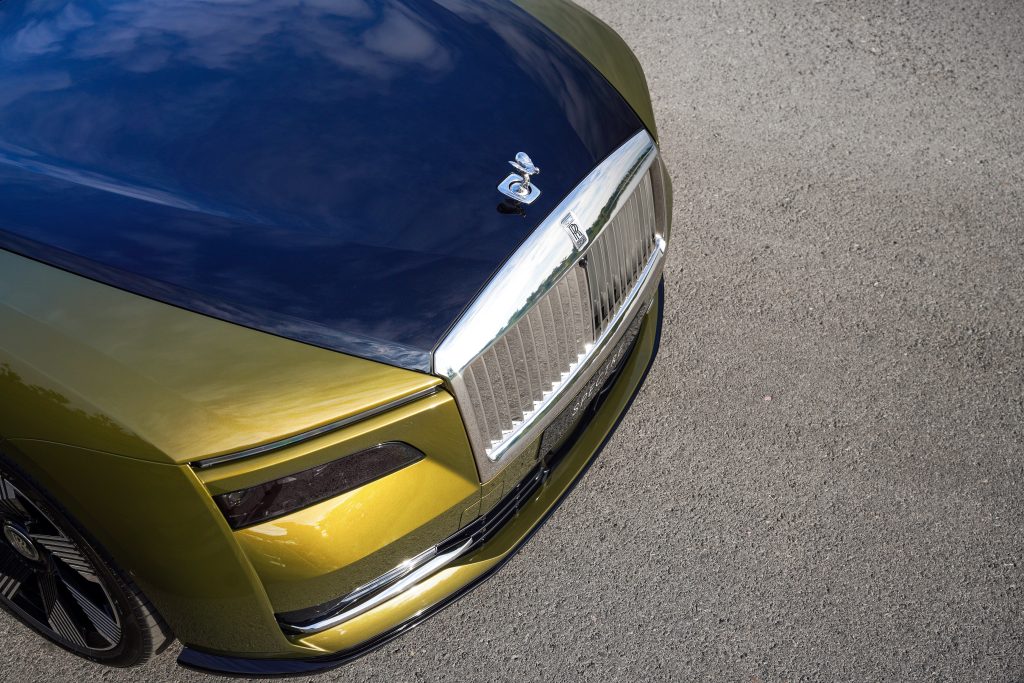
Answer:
[{"xmin": 0, "ymin": 437, "xmax": 293, "ymax": 656}]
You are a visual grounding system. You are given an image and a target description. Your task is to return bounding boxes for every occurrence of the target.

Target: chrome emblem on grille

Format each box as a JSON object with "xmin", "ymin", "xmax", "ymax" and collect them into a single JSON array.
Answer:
[
  {"xmin": 498, "ymin": 152, "xmax": 541, "ymax": 204},
  {"xmin": 560, "ymin": 210, "xmax": 588, "ymax": 250}
]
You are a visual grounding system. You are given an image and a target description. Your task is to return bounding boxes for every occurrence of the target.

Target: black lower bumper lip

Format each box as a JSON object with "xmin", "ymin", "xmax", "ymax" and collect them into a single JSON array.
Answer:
[{"xmin": 178, "ymin": 281, "xmax": 664, "ymax": 678}]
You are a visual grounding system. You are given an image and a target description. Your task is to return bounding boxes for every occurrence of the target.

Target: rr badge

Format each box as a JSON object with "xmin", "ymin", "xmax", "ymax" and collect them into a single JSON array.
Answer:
[{"xmin": 560, "ymin": 210, "xmax": 588, "ymax": 250}]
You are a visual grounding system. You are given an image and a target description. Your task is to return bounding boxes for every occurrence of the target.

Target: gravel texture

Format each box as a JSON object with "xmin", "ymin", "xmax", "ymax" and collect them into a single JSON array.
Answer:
[{"xmin": 2, "ymin": 0, "xmax": 1022, "ymax": 680}]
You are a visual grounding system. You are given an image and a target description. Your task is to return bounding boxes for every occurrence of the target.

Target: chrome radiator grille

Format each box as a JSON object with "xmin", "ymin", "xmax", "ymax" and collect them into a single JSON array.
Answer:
[
  {"xmin": 586, "ymin": 172, "xmax": 657, "ymax": 334},
  {"xmin": 433, "ymin": 131, "xmax": 666, "ymax": 482},
  {"xmin": 461, "ymin": 263, "xmax": 594, "ymax": 458},
  {"xmin": 462, "ymin": 174, "xmax": 657, "ymax": 461}
]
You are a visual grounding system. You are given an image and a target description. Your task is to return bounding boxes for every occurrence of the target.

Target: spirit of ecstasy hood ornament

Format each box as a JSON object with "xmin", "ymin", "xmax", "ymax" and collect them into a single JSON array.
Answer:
[{"xmin": 498, "ymin": 152, "xmax": 541, "ymax": 204}]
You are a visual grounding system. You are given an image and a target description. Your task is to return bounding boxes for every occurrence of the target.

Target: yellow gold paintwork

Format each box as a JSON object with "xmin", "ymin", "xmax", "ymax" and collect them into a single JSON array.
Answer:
[
  {"xmin": 0, "ymin": 250, "xmax": 665, "ymax": 660},
  {"xmin": 515, "ymin": 0, "xmax": 660, "ymax": 140},
  {"xmin": 291, "ymin": 288, "xmax": 661, "ymax": 655},
  {"xmin": 0, "ymin": 250, "xmax": 438, "ymax": 465},
  {"xmin": 0, "ymin": 437, "xmax": 296, "ymax": 655},
  {"xmin": 0, "ymin": 255, "xmax": 666, "ymax": 661},
  {"xmin": 197, "ymin": 391, "xmax": 481, "ymax": 614},
  {"xmin": 1, "ymin": 248, "xmax": 449, "ymax": 656},
  {"xmin": 0, "ymin": 5, "xmax": 672, "ymax": 659}
]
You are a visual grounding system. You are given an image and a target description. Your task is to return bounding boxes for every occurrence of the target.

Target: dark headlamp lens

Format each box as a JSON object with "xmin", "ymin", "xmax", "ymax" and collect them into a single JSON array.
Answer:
[{"xmin": 214, "ymin": 442, "xmax": 424, "ymax": 529}]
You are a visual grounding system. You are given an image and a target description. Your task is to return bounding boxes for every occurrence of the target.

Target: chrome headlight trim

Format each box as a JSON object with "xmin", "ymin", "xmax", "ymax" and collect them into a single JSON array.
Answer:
[
  {"xmin": 433, "ymin": 130, "xmax": 666, "ymax": 481},
  {"xmin": 190, "ymin": 386, "xmax": 440, "ymax": 470}
]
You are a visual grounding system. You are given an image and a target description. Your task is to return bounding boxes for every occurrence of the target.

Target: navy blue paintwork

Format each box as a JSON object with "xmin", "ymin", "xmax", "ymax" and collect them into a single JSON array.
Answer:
[{"xmin": 0, "ymin": 0, "xmax": 642, "ymax": 371}]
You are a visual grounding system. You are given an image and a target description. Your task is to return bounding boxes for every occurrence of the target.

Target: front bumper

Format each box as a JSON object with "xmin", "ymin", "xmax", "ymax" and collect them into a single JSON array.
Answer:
[{"xmin": 178, "ymin": 280, "xmax": 665, "ymax": 676}]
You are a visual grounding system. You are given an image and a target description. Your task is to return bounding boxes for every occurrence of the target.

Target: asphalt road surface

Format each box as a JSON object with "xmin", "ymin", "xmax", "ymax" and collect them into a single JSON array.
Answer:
[{"xmin": 2, "ymin": 0, "xmax": 1022, "ymax": 681}]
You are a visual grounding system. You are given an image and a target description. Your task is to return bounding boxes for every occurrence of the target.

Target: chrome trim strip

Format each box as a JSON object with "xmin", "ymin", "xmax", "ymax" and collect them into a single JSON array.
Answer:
[
  {"xmin": 280, "ymin": 291, "xmax": 658, "ymax": 636},
  {"xmin": 341, "ymin": 546, "xmax": 438, "ymax": 606},
  {"xmin": 433, "ymin": 130, "xmax": 662, "ymax": 481},
  {"xmin": 190, "ymin": 386, "xmax": 442, "ymax": 470},
  {"xmin": 280, "ymin": 458, "xmax": 551, "ymax": 636},
  {"xmin": 280, "ymin": 538, "xmax": 474, "ymax": 636},
  {"xmin": 472, "ymin": 238, "xmax": 663, "ymax": 471},
  {"xmin": 434, "ymin": 131, "xmax": 656, "ymax": 379}
]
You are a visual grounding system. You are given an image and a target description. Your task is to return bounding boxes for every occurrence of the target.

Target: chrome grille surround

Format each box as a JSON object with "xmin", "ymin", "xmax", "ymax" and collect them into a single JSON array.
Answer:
[{"xmin": 433, "ymin": 131, "xmax": 667, "ymax": 482}]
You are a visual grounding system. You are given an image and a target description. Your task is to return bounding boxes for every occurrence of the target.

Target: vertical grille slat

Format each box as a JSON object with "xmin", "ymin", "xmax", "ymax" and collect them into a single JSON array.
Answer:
[
  {"xmin": 464, "ymin": 364, "xmax": 493, "ymax": 451},
  {"xmin": 640, "ymin": 174, "xmax": 655, "ymax": 265},
  {"xmin": 552, "ymin": 280, "xmax": 574, "ymax": 374},
  {"xmin": 459, "ymin": 169, "xmax": 658, "ymax": 461},
  {"xmin": 539, "ymin": 295, "xmax": 560, "ymax": 392},
  {"xmin": 615, "ymin": 204, "xmax": 629, "ymax": 302},
  {"xmin": 598, "ymin": 228, "xmax": 614, "ymax": 326},
  {"xmin": 518, "ymin": 315, "xmax": 538, "ymax": 403},
  {"xmin": 481, "ymin": 347, "xmax": 512, "ymax": 442},
  {"xmin": 498, "ymin": 336, "xmax": 528, "ymax": 422},
  {"xmin": 628, "ymin": 183, "xmax": 641, "ymax": 279},
  {"xmin": 510, "ymin": 326, "xmax": 535, "ymax": 415},
  {"xmin": 562, "ymin": 272, "xmax": 580, "ymax": 360},
  {"xmin": 630, "ymin": 184, "xmax": 644, "ymax": 278},
  {"xmin": 527, "ymin": 305, "xmax": 550, "ymax": 404},
  {"xmin": 588, "ymin": 239, "xmax": 604, "ymax": 332},
  {"xmin": 565, "ymin": 266, "xmax": 592, "ymax": 352}
]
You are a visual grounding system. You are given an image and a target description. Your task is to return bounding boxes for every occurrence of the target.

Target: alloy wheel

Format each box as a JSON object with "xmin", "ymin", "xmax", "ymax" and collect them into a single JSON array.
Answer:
[{"xmin": 0, "ymin": 473, "xmax": 122, "ymax": 653}]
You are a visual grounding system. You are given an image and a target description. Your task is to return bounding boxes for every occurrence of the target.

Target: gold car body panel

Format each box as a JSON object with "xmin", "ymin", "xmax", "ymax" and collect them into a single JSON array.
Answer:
[
  {"xmin": 291, "ymin": 287, "xmax": 661, "ymax": 655},
  {"xmin": 0, "ymin": 1, "xmax": 672, "ymax": 663},
  {"xmin": 196, "ymin": 391, "xmax": 481, "ymax": 615},
  {"xmin": 0, "ymin": 438, "xmax": 295, "ymax": 654},
  {"xmin": 2, "ymin": 287, "xmax": 660, "ymax": 659},
  {"xmin": 0, "ymin": 147, "xmax": 670, "ymax": 661},
  {"xmin": 0, "ymin": 250, "xmax": 439, "ymax": 465}
]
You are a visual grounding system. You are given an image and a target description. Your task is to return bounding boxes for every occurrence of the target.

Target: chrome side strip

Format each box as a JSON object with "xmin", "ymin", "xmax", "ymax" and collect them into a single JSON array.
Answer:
[
  {"xmin": 341, "ymin": 546, "xmax": 438, "ymax": 606},
  {"xmin": 280, "ymin": 538, "xmax": 473, "ymax": 636},
  {"xmin": 190, "ymin": 386, "xmax": 441, "ymax": 470}
]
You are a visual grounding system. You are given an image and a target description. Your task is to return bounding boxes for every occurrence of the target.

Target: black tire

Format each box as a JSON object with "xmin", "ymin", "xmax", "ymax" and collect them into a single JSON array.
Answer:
[{"xmin": 0, "ymin": 457, "xmax": 173, "ymax": 667}]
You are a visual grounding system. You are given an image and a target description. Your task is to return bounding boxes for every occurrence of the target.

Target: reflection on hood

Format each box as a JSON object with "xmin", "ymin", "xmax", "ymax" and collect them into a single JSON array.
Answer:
[{"xmin": 0, "ymin": 0, "xmax": 642, "ymax": 371}]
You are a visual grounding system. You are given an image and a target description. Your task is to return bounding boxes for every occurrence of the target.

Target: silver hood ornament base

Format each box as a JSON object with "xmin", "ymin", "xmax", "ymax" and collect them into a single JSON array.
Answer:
[{"xmin": 498, "ymin": 152, "xmax": 542, "ymax": 204}]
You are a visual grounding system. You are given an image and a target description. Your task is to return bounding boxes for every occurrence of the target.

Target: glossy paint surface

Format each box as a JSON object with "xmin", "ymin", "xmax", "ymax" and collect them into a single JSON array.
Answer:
[
  {"xmin": 514, "ymin": 0, "xmax": 659, "ymax": 140},
  {"xmin": 202, "ymin": 391, "xmax": 480, "ymax": 615},
  {"xmin": 0, "ymin": 0, "xmax": 641, "ymax": 370},
  {"xmin": 0, "ymin": 250, "xmax": 439, "ymax": 464},
  {"xmin": 0, "ymin": 0, "xmax": 671, "ymax": 661},
  {"xmin": 0, "ymin": 438, "xmax": 290, "ymax": 655},
  {"xmin": 230, "ymin": 282, "xmax": 662, "ymax": 662}
]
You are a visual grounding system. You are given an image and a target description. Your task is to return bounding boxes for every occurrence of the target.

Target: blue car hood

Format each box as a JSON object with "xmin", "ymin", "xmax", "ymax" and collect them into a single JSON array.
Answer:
[{"xmin": 0, "ymin": 0, "xmax": 642, "ymax": 371}]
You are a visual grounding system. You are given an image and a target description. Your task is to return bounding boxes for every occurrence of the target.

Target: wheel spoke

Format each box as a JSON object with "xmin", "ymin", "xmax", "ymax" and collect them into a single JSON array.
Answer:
[
  {"xmin": 0, "ymin": 472, "xmax": 122, "ymax": 653},
  {"xmin": 38, "ymin": 570, "xmax": 86, "ymax": 648},
  {"xmin": 62, "ymin": 579, "xmax": 121, "ymax": 646},
  {"xmin": 0, "ymin": 552, "xmax": 32, "ymax": 601},
  {"xmin": 30, "ymin": 534, "xmax": 99, "ymax": 583},
  {"xmin": 0, "ymin": 477, "xmax": 25, "ymax": 517}
]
